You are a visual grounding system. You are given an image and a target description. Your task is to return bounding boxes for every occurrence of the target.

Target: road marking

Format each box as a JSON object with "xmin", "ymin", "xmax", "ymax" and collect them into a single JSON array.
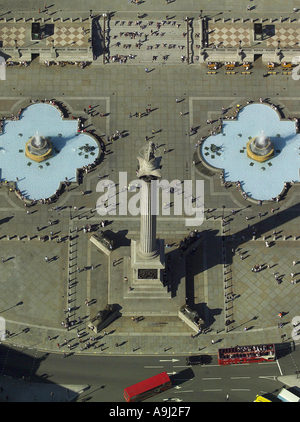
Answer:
[
  {"xmin": 202, "ymin": 377, "xmax": 222, "ymax": 380},
  {"xmin": 231, "ymin": 376, "xmax": 250, "ymax": 380},
  {"xmin": 276, "ymin": 359, "xmax": 283, "ymax": 376},
  {"xmin": 203, "ymin": 389, "xmax": 222, "ymax": 392},
  {"xmin": 174, "ymin": 390, "xmax": 194, "ymax": 393},
  {"xmin": 163, "ymin": 398, "xmax": 183, "ymax": 402},
  {"xmin": 231, "ymin": 388, "xmax": 250, "ymax": 391},
  {"xmin": 144, "ymin": 366, "xmax": 163, "ymax": 368},
  {"xmin": 259, "ymin": 376, "xmax": 278, "ymax": 381},
  {"xmin": 159, "ymin": 359, "xmax": 180, "ymax": 362}
]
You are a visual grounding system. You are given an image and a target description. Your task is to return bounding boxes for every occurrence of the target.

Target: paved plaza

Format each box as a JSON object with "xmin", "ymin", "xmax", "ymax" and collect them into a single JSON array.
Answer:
[{"xmin": 0, "ymin": 0, "xmax": 300, "ymax": 366}]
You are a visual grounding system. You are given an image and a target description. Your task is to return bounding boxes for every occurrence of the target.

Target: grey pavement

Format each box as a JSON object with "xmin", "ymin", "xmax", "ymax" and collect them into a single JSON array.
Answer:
[{"xmin": 0, "ymin": 0, "xmax": 299, "ymax": 403}]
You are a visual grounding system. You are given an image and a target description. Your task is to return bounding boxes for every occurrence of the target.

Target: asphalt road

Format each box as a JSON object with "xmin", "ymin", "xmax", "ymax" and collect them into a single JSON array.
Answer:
[{"xmin": 1, "ymin": 342, "xmax": 296, "ymax": 402}]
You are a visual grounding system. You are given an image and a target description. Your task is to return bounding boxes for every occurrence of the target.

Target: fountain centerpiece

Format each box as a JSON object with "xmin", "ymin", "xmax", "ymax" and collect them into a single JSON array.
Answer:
[
  {"xmin": 246, "ymin": 130, "xmax": 274, "ymax": 163},
  {"xmin": 25, "ymin": 131, "xmax": 53, "ymax": 162}
]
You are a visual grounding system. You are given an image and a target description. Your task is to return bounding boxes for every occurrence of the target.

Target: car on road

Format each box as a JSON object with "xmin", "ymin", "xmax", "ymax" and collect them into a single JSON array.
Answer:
[{"xmin": 186, "ymin": 355, "xmax": 212, "ymax": 366}]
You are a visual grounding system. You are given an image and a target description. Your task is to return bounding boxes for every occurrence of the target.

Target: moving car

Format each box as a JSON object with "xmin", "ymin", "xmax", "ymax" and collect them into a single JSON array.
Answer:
[{"xmin": 186, "ymin": 355, "xmax": 212, "ymax": 366}]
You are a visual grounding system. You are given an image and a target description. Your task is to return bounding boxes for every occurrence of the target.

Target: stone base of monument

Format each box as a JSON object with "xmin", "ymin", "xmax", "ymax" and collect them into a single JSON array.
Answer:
[{"xmin": 125, "ymin": 239, "xmax": 171, "ymax": 299}]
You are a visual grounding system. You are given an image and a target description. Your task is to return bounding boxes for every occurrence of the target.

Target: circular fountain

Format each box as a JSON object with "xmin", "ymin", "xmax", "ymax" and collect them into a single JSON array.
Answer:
[
  {"xmin": 25, "ymin": 131, "xmax": 53, "ymax": 162},
  {"xmin": 246, "ymin": 131, "xmax": 274, "ymax": 163}
]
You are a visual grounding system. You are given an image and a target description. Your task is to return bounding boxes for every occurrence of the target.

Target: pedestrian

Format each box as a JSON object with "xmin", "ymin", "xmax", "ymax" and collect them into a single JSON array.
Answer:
[
  {"xmin": 293, "ymin": 260, "xmax": 296, "ymax": 266},
  {"xmin": 145, "ymin": 68, "xmax": 148, "ymax": 73},
  {"xmin": 45, "ymin": 256, "xmax": 48, "ymax": 263},
  {"xmin": 1, "ymin": 257, "xmax": 4, "ymax": 263},
  {"xmin": 211, "ymin": 339, "xmax": 215, "ymax": 344}
]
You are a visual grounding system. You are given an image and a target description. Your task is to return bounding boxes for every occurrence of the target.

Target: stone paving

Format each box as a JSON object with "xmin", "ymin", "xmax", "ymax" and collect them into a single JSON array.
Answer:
[
  {"xmin": 208, "ymin": 21, "xmax": 300, "ymax": 49},
  {"xmin": 0, "ymin": 0, "xmax": 300, "ymax": 363}
]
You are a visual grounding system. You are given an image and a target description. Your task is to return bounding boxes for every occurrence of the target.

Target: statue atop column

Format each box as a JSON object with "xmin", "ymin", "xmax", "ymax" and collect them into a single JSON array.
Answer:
[{"xmin": 137, "ymin": 141, "xmax": 162, "ymax": 181}]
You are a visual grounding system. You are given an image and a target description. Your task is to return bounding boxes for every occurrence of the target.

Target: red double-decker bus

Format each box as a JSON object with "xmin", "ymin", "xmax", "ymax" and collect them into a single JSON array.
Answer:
[
  {"xmin": 218, "ymin": 343, "xmax": 275, "ymax": 365},
  {"xmin": 124, "ymin": 371, "xmax": 172, "ymax": 402}
]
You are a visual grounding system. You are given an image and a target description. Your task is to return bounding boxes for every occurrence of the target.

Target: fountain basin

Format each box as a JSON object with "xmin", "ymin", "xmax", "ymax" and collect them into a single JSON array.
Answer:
[
  {"xmin": 246, "ymin": 135, "xmax": 274, "ymax": 162},
  {"xmin": 25, "ymin": 134, "xmax": 53, "ymax": 162}
]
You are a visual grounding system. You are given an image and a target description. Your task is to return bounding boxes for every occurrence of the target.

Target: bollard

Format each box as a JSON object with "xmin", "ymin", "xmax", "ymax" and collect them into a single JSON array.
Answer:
[
  {"xmin": 6, "ymin": 235, "xmax": 10, "ymax": 240},
  {"xmin": 252, "ymin": 235, "xmax": 256, "ymax": 241},
  {"xmin": 17, "ymin": 235, "xmax": 20, "ymax": 241},
  {"xmin": 27, "ymin": 235, "xmax": 30, "ymax": 241}
]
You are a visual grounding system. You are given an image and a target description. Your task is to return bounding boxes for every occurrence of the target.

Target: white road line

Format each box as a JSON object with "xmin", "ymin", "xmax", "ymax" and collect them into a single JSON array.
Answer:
[
  {"xmin": 276, "ymin": 359, "xmax": 283, "ymax": 376},
  {"xmin": 231, "ymin": 376, "xmax": 251, "ymax": 379},
  {"xmin": 174, "ymin": 390, "xmax": 194, "ymax": 394},
  {"xmin": 144, "ymin": 366, "xmax": 163, "ymax": 368},
  {"xmin": 202, "ymin": 377, "xmax": 222, "ymax": 380},
  {"xmin": 203, "ymin": 389, "xmax": 222, "ymax": 392},
  {"xmin": 231, "ymin": 388, "xmax": 250, "ymax": 391}
]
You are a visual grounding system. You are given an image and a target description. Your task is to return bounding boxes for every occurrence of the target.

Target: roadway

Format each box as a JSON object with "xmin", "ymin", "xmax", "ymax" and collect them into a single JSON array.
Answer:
[{"xmin": 1, "ymin": 342, "xmax": 297, "ymax": 402}]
